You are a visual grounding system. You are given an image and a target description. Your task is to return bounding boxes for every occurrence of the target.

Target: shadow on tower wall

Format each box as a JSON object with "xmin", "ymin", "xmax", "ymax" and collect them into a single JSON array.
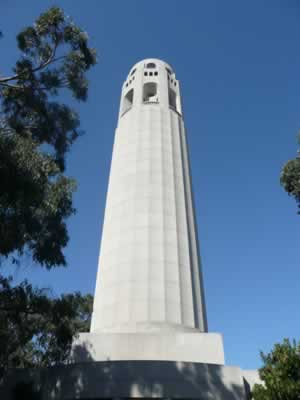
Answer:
[{"xmin": 0, "ymin": 341, "xmax": 251, "ymax": 400}]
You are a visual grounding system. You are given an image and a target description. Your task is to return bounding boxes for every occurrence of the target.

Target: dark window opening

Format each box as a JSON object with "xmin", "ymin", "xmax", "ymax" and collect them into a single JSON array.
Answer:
[
  {"xmin": 143, "ymin": 82, "xmax": 158, "ymax": 103},
  {"xmin": 122, "ymin": 88, "xmax": 134, "ymax": 114},
  {"xmin": 154, "ymin": 71, "xmax": 158, "ymax": 76},
  {"xmin": 146, "ymin": 62, "xmax": 156, "ymax": 68},
  {"xmin": 150, "ymin": 72, "xmax": 153, "ymax": 76},
  {"xmin": 169, "ymin": 87, "xmax": 177, "ymax": 110},
  {"xmin": 166, "ymin": 67, "xmax": 172, "ymax": 75},
  {"xmin": 144, "ymin": 72, "xmax": 148, "ymax": 76},
  {"xmin": 130, "ymin": 68, "xmax": 136, "ymax": 76}
]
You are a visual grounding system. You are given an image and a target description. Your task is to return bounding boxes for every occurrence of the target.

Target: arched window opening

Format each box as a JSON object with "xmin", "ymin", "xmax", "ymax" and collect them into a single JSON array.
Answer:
[
  {"xmin": 122, "ymin": 88, "xmax": 134, "ymax": 114},
  {"xmin": 146, "ymin": 62, "xmax": 156, "ymax": 69},
  {"xmin": 143, "ymin": 82, "xmax": 158, "ymax": 103},
  {"xmin": 169, "ymin": 87, "xmax": 177, "ymax": 111}
]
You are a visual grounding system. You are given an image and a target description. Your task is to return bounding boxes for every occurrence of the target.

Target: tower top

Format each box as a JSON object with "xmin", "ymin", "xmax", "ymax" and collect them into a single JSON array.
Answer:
[
  {"xmin": 126, "ymin": 58, "xmax": 174, "ymax": 79},
  {"xmin": 119, "ymin": 58, "xmax": 182, "ymax": 121}
]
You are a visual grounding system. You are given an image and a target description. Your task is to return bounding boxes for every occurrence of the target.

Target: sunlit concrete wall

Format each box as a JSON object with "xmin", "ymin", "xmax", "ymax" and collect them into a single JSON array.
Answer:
[{"xmin": 91, "ymin": 59, "xmax": 207, "ymax": 334}]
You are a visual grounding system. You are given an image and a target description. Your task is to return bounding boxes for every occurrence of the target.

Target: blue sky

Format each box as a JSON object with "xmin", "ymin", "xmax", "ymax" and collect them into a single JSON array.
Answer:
[{"xmin": 1, "ymin": 0, "xmax": 300, "ymax": 369}]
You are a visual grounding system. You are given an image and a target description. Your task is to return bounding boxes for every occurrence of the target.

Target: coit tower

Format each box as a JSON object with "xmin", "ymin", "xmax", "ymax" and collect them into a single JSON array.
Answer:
[
  {"xmin": 76, "ymin": 59, "xmax": 224, "ymax": 364},
  {"xmin": 92, "ymin": 58, "xmax": 207, "ymax": 334}
]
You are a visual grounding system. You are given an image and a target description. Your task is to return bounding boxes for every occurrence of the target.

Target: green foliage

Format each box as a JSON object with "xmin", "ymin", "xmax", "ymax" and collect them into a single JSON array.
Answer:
[
  {"xmin": 252, "ymin": 338, "xmax": 300, "ymax": 400},
  {"xmin": 281, "ymin": 158, "xmax": 300, "ymax": 212},
  {"xmin": 0, "ymin": 132, "xmax": 76, "ymax": 267},
  {"xmin": 0, "ymin": 7, "xmax": 96, "ymax": 370},
  {"xmin": 0, "ymin": 275, "xmax": 93, "ymax": 369},
  {"xmin": 0, "ymin": 6, "xmax": 96, "ymax": 267},
  {"xmin": 281, "ymin": 134, "xmax": 300, "ymax": 214}
]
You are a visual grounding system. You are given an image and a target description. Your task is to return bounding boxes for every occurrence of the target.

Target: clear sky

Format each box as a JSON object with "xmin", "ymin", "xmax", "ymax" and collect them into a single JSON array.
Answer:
[{"xmin": 1, "ymin": 0, "xmax": 300, "ymax": 370}]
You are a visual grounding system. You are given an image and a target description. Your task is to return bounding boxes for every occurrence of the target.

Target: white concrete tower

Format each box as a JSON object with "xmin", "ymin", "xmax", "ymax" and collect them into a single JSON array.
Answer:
[
  {"xmin": 75, "ymin": 59, "xmax": 224, "ymax": 364},
  {"xmin": 91, "ymin": 59, "xmax": 207, "ymax": 334}
]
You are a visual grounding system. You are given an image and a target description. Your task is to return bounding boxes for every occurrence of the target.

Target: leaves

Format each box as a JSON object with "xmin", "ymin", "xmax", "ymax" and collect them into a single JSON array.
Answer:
[
  {"xmin": 252, "ymin": 338, "xmax": 300, "ymax": 400},
  {"xmin": 281, "ymin": 158, "xmax": 300, "ymax": 212},
  {"xmin": 281, "ymin": 134, "xmax": 300, "ymax": 214},
  {"xmin": 0, "ymin": 276, "xmax": 93, "ymax": 369},
  {"xmin": 0, "ymin": 6, "xmax": 97, "ymax": 267},
  {"xmin": 0, "ymin": 6, "xmax": 96, "ymax": 371},
  {"xmin": 0, "ymin": 5, "xmax": 97, "ymax": 170},
  {"xmin": 0, "ymin": 131, "xmax": 76, "ymax": 267}
]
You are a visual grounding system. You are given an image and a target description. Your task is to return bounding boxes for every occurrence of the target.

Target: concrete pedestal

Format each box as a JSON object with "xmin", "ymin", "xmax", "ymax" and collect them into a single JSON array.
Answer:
[
  {"xmin": 72, "ymin": 331, "xmax": 225, "ymax": 365},
  {"xmin": 0, "ymin": 331, "xmax": 261, "ymax": 399},
  {"xmin": 0, "ymin": 360, "xmax": 256, "ymax": 400}
]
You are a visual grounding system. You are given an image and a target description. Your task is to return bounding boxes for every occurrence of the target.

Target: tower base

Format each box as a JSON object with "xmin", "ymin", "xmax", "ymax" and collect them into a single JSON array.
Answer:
[
  {"xmin": 0, "ymin": 333, "xmax": 261, "ymax": 399},
  {"xmin": 72, "ymin": 331, "xmax": 225, "ymax": 365},
  {"xmin": 0, "ymin": 360, "xmax": 259, "ymax": 400}
]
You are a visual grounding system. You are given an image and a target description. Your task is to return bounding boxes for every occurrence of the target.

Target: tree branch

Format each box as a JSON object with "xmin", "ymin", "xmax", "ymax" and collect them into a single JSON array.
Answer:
[
  {"xmin": 0, "ymin": 43, "xmax": 65, "ymax": 84},
  {"xmin": 0, "ymin": 305, "xmax": 44, "ymax": 315},
  {"xmin": 0, "ymin": 82, "xmax": 23, "ymax": 89}
]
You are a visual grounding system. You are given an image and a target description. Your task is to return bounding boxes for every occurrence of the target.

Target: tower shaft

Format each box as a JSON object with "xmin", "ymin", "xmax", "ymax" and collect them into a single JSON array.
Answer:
[{"xmin": 91, "ymin": 59, "xmax": 207, "ymax": 334}]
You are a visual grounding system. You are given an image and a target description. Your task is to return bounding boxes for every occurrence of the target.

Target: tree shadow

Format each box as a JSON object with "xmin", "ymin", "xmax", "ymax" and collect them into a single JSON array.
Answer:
[{"xmin": 0, "ymin": 341, "xmax": 252, "ymax": 399}]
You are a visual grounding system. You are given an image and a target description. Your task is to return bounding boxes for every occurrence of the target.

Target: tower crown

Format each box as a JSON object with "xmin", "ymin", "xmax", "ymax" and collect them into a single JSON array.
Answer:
[{"xmin": 119, "ymin": 58, "xmax": 182, "ymax": 120}]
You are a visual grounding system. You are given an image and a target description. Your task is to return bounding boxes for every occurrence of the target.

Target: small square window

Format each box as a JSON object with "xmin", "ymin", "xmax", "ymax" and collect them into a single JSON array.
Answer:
[
  {"xmin": 174, "ymin": 81, "xmax": 177, "ymax": 86},
  {"xmin": 126, "ymin": 83, "xmax": 128, "ymax": 87},
  {"xmin": 154, "ymin": 71, "xmax": 158, "ymax": 76},
  {"xmin": 144, "ymin": 72, "xmax": 148, "ymax": 76},
  {"xmin": 150, "ymin": 72, "xmax": 153, "ymax": 76},
  {"xmin": 171, "ymin": 79, "xmax": 173, "ymax": 83}
]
